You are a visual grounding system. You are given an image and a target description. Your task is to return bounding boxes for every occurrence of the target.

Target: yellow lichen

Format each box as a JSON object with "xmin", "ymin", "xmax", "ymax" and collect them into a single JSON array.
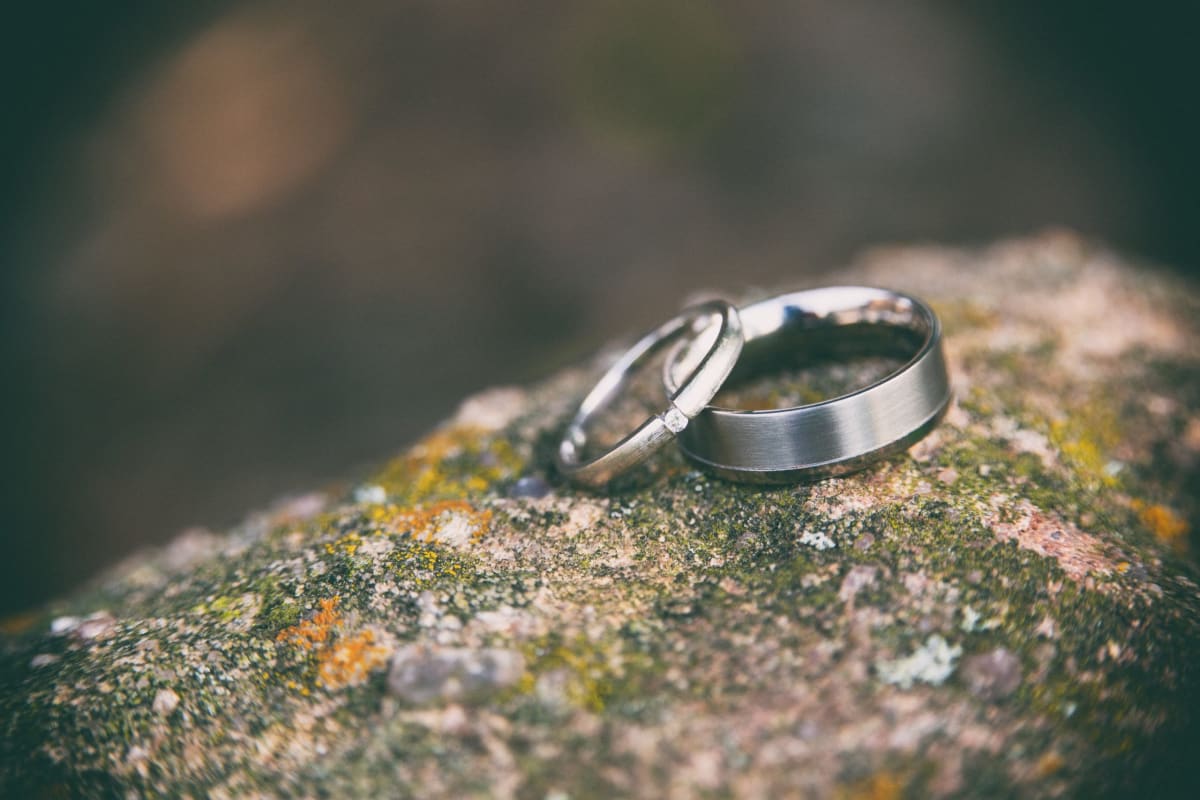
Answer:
[
  {"xmin": 325, "ymin": 532, "xmax": 363, "ymax": 556},
  {"xmin": 318, "ymin": 629, "xmax": 390, "ymax": 689},
  {"xmin": 1049, "ymin": 401, "xmax": 1122, "ymax": 486},
  {"xmin": 521, "ymin": 636, "xmax": 617, "ymax": 713},
  {"xmin": 371, "ymin": 425, "xmax": 523, "ymax": 503},
  {"xmin": 1133, "ymin": 501, "xmax": 1189, "ymax": 552}
]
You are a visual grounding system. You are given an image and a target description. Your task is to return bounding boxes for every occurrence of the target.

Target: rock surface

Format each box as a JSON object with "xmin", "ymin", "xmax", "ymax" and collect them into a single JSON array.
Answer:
[{"xmin": 3, "ymin": 232, "xmax": 1200, "ymax": 798}]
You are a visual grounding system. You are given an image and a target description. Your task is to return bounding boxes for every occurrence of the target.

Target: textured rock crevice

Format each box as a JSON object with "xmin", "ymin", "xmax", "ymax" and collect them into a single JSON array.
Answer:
[{"xmin": 2, "ymin": 232, "xmax": 1199, "ymax": 797}]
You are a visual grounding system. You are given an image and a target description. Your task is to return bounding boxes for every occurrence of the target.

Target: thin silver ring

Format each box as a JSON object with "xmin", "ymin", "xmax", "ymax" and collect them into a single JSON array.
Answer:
[
  {"xmin": 557, "ymin": 300, "xmax": 743, "ymax": 488},
  {"xmin": 664, "ymin": 287, "xmax": 950, "ymax": 483}
]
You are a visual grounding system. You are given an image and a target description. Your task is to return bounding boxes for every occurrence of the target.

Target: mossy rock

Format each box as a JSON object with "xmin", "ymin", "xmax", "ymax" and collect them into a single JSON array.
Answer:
[{"xmin": 3, "ymin": 232, "xmax": 1200, "ymax": 798}]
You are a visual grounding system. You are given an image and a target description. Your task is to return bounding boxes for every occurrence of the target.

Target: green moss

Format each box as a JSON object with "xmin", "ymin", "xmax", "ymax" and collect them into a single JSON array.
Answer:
[
  {"xmin": 929, "ymin": 299, "xmax": 999, "ymax": 336},
  {"xmin": 253, "ymin": 575, "xmax": 301, "ymax": 635}
]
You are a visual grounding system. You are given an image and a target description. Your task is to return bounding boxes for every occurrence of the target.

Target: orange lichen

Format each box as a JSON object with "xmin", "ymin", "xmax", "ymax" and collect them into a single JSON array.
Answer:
[
  {"xmin": 275, "ymin": 597, "xmax": 391, "ymax": 690},
  {"xmin": 1034, "ymin": 750, "xmax": 1065, "ymax": 778},
  {"xmin": 1133, "ymin": 501, "xmax": 1189, "ymax": 552},
  {"xmin": 276, "ymin": 596, "xmax": 342, "ymax": 649},
  {"xmin": 0, "ymin": 612, "xmax": 39, "ymax": 636},
  {"xmin": 366, "ymin": 499, "xmax": 493, "ymax": 543},
  {"xmin": 318, "ymin": 629, "xmax": 390, "ymax": 688},
  {"xmin": 839, "ymin": 772, "xmax": 902, "ymax": 800}
]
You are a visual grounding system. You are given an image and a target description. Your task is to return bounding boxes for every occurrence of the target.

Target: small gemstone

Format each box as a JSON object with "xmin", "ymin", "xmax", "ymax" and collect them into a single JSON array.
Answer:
[{"xmin": 662, "ymin": 407, "xmax": 688, "ymax": 434}]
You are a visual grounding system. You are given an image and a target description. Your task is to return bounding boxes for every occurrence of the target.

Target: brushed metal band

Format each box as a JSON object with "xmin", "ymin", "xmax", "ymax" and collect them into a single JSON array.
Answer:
[
  {"xmin": 557, "ymin": 300, "xmax": 743, "ymax": 489},
  {"xmin": 663, "ymin": 287, "xmax": 950, "ymax": 483}
]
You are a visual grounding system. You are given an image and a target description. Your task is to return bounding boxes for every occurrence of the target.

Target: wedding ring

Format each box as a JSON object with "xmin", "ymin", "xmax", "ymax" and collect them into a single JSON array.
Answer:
[
  {"xmin": 557, "ymin": 300, "xmax": 743, "ymax": 488},
  {"xmin": 664, "ymin": 287, "xmax": 949, "ymax": 483}
]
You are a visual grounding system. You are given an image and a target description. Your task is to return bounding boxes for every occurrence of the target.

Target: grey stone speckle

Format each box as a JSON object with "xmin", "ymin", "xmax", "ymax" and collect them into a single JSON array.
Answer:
[
  {"xmin": 73, "ymin": 611, "xmax": 116, "ymax": 641},
  {"xmin": 961, "ymin": 647, "xmax": 1023, "ymax": 701},
  {"xmin": 838, "ymin": 565, "xmax": 879, "ymax": 602},
  {"xmin": 152, "ymin": 688, "xmax": 180, "ymax": 715},
  {"xmin": 387, "ymin": 646, "xmax": 525, "ymax": 705}
]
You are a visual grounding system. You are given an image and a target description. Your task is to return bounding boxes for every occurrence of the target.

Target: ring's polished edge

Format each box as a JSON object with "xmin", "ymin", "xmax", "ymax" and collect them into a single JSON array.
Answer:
[
  {"xmin": 664, "ymin": 286, "xmax": 950, "ymax": 482},
  {"xmin": 555, "ymin": 300, "xmax": 743, "ymax": 489}
]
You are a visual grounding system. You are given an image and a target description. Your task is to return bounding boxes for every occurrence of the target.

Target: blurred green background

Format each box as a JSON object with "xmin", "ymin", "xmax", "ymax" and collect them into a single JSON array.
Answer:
[{"xmin": 2, "ymin": 1, "xmax": 1196, "ymax": 614}]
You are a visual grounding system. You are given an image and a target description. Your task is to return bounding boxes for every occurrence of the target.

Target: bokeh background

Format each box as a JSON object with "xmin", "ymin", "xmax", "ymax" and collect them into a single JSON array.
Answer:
[{"xmin": 2, "ymin": 1, "xmax": 1196, "ymax": 615}]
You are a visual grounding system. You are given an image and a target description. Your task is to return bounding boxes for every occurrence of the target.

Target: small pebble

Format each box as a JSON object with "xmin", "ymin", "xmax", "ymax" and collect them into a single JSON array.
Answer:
[
  {"xmin": 354, "ymin": 485, "xmax": 387, "ymax": 505},
  {"xmin": 153, "ymin": 688, "xmax": 180, "ymax": 715},
  {"xmin": 508, "ymin": 475, "xmax": 551, "ymax": 499},
  {"xmin": 75, "ymin": 612, "xmax": 116, "ymax": 641},
  {"xmin": 388, "ymin": 646, "xmax": 524, "ymax": 705},
  {"xmin": 961, "ymin": 647, "xmax": 1022, "ymax": 701}
]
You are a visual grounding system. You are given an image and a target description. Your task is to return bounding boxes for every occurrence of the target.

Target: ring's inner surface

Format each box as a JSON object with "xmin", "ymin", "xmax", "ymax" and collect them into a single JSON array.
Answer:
[{"xmin": 669, "ymin": 296, "xmax": 929, "ymax": 412}]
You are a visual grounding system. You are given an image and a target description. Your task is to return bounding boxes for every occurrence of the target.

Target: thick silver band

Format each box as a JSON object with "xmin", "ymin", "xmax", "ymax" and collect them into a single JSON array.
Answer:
[
  {"xmin": 664, "ymin": 287, "xmax": 950, "ymax": 483},
  {"xmin": 557, "ymin": 300, "xmax": 743, "ymax": 488}
]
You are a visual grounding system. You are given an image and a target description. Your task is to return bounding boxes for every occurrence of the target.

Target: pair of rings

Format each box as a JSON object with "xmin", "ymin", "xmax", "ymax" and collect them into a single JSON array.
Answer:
[{"xmin": 555, "ymin": 287, "xmax": 951, "ymax": 488}]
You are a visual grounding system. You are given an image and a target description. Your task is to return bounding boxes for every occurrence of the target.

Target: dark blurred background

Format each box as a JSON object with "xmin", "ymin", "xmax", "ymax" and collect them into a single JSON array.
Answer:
[{"xmin": 1, "ymin": 1, "xmax": 1197, "ymax": 615}]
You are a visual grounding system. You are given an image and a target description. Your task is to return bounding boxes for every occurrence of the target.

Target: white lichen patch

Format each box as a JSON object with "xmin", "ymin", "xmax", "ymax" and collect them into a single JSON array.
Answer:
[
  {"xmin": 356, "ymin": 535, "xmax": 394, "ymax": 560},
  {"xmin": 876, "ymin": 635, "xmax": 963, "ymax": 689},
  {"xmin": 959, "ymin": 605, "xmax": 1001, "ymax": 634},
  {"xmin": 960, "ymin": 606, "xmax": 982, "ymax": 632},
  {"xmin": 353, "ymin": 484, "xmax": 387, "ymax": 505},
  {"xmin": 432, "ymin": 512, "xmax": 485, "ymax": 549},
  {"xmin": 799, "ymin": 530, "xmax": 836, "ymax": 551}
]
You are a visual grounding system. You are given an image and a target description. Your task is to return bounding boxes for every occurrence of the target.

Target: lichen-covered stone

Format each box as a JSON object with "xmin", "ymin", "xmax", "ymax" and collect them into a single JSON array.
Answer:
[{"xmin": 3, "ymin": 232, "xmax": 1200, "ymax": 798}]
